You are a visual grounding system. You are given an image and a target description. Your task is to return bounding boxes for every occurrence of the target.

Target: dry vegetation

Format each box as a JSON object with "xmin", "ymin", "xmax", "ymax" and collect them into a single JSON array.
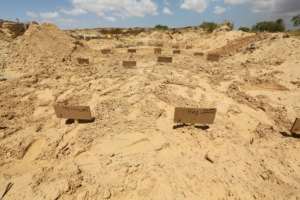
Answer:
[{"xmin": 0, "ymin": 21, "xmax": 300, "ymax": 200}]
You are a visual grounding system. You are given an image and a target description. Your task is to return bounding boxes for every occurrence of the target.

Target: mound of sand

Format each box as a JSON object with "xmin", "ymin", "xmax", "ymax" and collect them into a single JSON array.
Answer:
[{"xmin": 7, "ymin": 23, "xmax": 75, "ymax": 69}]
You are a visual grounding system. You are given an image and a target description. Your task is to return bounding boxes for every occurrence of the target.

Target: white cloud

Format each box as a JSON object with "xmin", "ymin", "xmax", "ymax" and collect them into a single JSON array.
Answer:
[
  {"xmin": 224, "ymin": 0, "xmax": 247, "ymax": 5},
  {"xmin": 163, "ymin": 7, "xmax": 173, "ymax": 15},
  {"xmin": 26, "ymin": 11, "xmax": 38, "ymax": 18},
  {"xmin": 40, "ymin": 11, "xmax": 59, "ymax": 19},
  {"xmin": 60, "ymin": 8, "xmax": 87, "ymax": 16},
  {"xmin": 214, "ymin": 6, "xmax": 226, "ymax": 15},
  {"xmin": 69, "ymin": 0, "xmax": 158, "ymax": 20},
  {"xmin": 181, "ymin": 0, "xmax": 207, "ymax": 13},
  {"xmin": 223, "ymin": 0, "xmax": 300, "ymax": 15}
]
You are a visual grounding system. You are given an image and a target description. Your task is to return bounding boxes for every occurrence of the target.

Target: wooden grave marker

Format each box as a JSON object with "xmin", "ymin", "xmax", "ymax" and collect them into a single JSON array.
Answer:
[
  {"xmin": 54, "ymin": 105, "xmax": 92, "ymax": 120},
  {"xmin": 77, "ymin": 58, "xmax": 89, "ymax": 65},
  {"xmin": 101, "ymin": 49, "xmax": 112, "ymax": 54},
  {"xmin": 174, "ymin": 108, "xmax": 217, "ymax": 124},
  {"xmin": 207, "ymin": 53, "xmax": 220, "ymax": 62},
  {"xmin": 123, "ymin": 61, "xmax": 137, "ymax": 68},
  {"xmin": 173, "ymin": 50, "xmax": 181, "ymax": 54},
  {"xmin": 291, "ymin": 118, "xmax": 300, "ymax": 135},
  {"xmin": 157, "ymin": 56, "xmax": 172, "ymax": 63},
  {"xmin": 128, "ymin": 49, "xmax": 137, "ymax": 53},
  {"xmin": 194, "ymin": 52, "xmax": 204, "ymax": 56},
  {"xmin": 154, "ymin": 48, "xmax": 162, "ymax": 55}
]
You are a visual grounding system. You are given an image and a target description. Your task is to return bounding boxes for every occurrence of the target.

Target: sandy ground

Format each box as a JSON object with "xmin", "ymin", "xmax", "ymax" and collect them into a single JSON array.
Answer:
[{"xmin": 0, "ymin": 23, "xmax": 300, "ymax": 200}]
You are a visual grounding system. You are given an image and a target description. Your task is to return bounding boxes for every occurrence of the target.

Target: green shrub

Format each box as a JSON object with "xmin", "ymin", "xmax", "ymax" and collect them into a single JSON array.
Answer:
[
  {"xmin": 199, "ymin": 22, "xmax": 218, "ymax": 33},
  {"xmin": 291, "ymin": 14, "xmax": 300, "ymax": 27},
  {"xmin": 154, "ymin": 24, "xmax": 169, "ymax": 30},
  {"xmin": 252, "ymin": 19, "xmax": 285, "ymax": 32},
  {"xmin": 239, "ymin": 27, "xmax": 251, "ymax": 32}
]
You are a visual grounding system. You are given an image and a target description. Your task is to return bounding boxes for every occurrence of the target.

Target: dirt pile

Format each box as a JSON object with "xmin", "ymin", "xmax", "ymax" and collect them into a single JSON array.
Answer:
[{"xmin": 6, "ymin": 23, "xmax": 75, "ymax": 69}]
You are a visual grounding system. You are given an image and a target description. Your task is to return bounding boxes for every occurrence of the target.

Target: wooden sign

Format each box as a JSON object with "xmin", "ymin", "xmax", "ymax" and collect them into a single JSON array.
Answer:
[
  {"xmin": 291, "ymin": 118, "xmax": 300, "ymax": 134},
  {"xmin": 207, "ymin": 53, "xmax": 220, "ymax": 62},
  {"xmin": 174, "ymin": 108, "xmax": 217, "ymax": 124},
  {"xmin": 101, "ymin": 49, "xmax": 112, "ymax": 54},
  {"xmin": 123, "ymin": 61, "xmax": 136, "ymax": 68},
  {"xmin": 77, "ymin": 58, "xmax": 89, "ymax": 65},
  {"xmin": 154, "ymin": 48, "xmax": 162, "ymax": 54},
  {"xmin": 157, "ymin": 56, "xmax": 172, "ymax": 63},
  {"xmin": 54, "ymin": 105, "xmax": 92, "ymax": 120},
  {"xmin": 128, "ymin": 49, "xmax": 137, "ymax": 53},
  {"xmin": 194, "ymin": 52, "xmax": 204, "ymax": 56},
  {"xmin": 173, "ymin": 50, "xmax": 181, "ymax": 54}
]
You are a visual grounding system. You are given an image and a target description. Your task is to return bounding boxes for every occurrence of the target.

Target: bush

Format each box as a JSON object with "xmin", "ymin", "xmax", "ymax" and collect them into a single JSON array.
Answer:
[
  {"xmin": 291, "ymin": 14, "xmax": 300, "ymax": 27},
  {"xmin": 200, "ymin": 22, "xmax": 218, "ymax": 33},
  {"xmin": 154, "ymin": 25, "xmax": 168, "ymax": 30},
  {"xmin": 252, "ymin": 19, "xmax": 285, "ymax": 32},
  {"xmin": 239, "ymin": 27, "xmax": 251, "ymax": 32}
]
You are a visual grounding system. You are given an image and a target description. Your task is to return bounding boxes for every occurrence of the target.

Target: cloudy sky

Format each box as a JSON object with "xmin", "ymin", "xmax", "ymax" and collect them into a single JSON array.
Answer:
[{"xmin": 1, "ymin": 0, "xmax": 300, "ymax": 29}]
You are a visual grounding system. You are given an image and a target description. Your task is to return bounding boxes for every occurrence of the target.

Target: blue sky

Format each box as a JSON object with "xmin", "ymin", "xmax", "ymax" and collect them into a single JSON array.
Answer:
[{"xmin": 0, "ymin": 0, "xmax": 299, "ymax": 29}]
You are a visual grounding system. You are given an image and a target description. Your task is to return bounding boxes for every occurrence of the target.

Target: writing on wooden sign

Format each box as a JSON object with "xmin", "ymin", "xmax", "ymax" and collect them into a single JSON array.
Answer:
[
  {"xmin": 123, "ymin": 61, "xmax": 136, "ymax": 68},
  {"xmin": 101, "ymin": 49, "xmax": 112, "ymax": 54},
  {"xmin": 154, "ymin": 48, "xmax": 162, "ymax": 55},
  {"xmin": 291, "ymin": 118, "xmax": 300, "ymax": 135},
  {"xmin": 174, "ymin": 108, "xmax": 217, "ymax": 124},
  {"xmin": 54, "ymin": 105, "xmax": 92, "ymax": 120},
  {"xmin": 207, "ymin": 53, "xmax": 220, "ymax": 62},
  {"xmin": 194, "ymin": 52, "xmax": 204, "ymax": 56},
  {"xmin": 173, "ymin": 50, "xmax": 181, "ymax": 54},
  {"xmin": 157, "ymin": 56, "xmax": 172, "ymax": 63},
  {"xmin": 128, "ymin": 49, "xmax": 137, "ymax": 53}
]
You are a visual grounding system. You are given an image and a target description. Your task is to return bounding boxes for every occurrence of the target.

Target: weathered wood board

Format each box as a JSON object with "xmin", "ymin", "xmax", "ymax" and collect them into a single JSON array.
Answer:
[
  {"xmin": 173, "ymin": 50, "xmax": 181, "ymax": 54},
  {"xmin": 157, "ymin": 56, "xmax": 172, "ymax": 63},
  {"xmin": 128, "ymin": 49, "xmax": 137, "ymax": 53},
  {"xmin": 101, "ymin": 49, "xmax": 112, "ymax": 54},
  {"xmin": 54, "ymin": 105, "xmax": 92, "ymax": 120},
  {"xmin": 123, "ymin": 61, "xmax": 137, "ymax": 68},
  {"xmin": 154, "ymin": 48, "xmax": 162, "ymax": 54},
  {"xmin": 174, "ymin": 108, "xmax": 217, "ymax": 124},
  {"xmin": 207, "ymin": 53, "xmax": 220, "ymax": 62}
]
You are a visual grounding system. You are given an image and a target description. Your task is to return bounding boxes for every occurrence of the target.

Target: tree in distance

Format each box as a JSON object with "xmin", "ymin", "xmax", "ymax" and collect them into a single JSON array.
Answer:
[
  {"xmin": 154, "ymin": 24, "xmax": 169, "ymax": 30},
  {"xmin": 291, "ymin": 14, "xmax": 300, "ymax": 27},
  {"xmin": 199, "ymin": 22, "xmax": 218, "ymax": 33},
  {"xmin": 252, "ymin": 18, "xmax": 285, "ymax": 32},
  {"xmin": 239, "ymin": 27, "xmax": 251, "ymax": 32}
]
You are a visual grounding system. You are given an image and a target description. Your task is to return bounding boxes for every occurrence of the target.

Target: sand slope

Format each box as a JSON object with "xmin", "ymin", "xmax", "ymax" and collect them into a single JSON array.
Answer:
[{"xmin": 0, "ymin": 24, "xmax": 300, "ymax": 200}]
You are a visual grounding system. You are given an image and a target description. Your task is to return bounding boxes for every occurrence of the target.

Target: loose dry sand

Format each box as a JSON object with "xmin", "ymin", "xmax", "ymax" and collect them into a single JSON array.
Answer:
[{"xmin": 0, "ymin": 23, "xmax": 300, "ymax": 200}]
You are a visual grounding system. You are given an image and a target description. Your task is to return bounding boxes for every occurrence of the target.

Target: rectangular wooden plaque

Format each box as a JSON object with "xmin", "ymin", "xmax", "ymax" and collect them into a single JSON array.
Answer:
[
  {"xmin": 123, "ymin": 61, "xmax": 137, "ymax": 68},
  {"xmin": 174, "ymin": 108, "xmax": 217, "ymax": 124},
  {"xmin": 194, "ymin": 52, "xmax": 204, "ymax": 56},
  {"xmin": 173, "ymin": 50, "xmax": 181, "ymax": 54},
  {"xmin": 157, "ymin": 56, "xmax": 172, "ymax": 63},
  {"xmin": 128, "ymin": 49, "xmax": 137, "ymax": 53},
  {"xmin": 101, "ymin": 49, "xmax": 112, "ymax": 54},
  {"xmin": 54, "ymin": 105, "xmax": 92, "ymax": 120},
  {"xmin": 77, "ymin": 58, "xmax": 89, "ymax": 65},
  {"xmin": 154, "ymin": 48, "xmax": 162, "ymax": 54},
  {"xmin": 207, "ymin": 53, "xmax": 220, "ymax": 62},
  {"xmin": 291, "ymin": 118, "xmax": 300, "ymax": 134}
]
